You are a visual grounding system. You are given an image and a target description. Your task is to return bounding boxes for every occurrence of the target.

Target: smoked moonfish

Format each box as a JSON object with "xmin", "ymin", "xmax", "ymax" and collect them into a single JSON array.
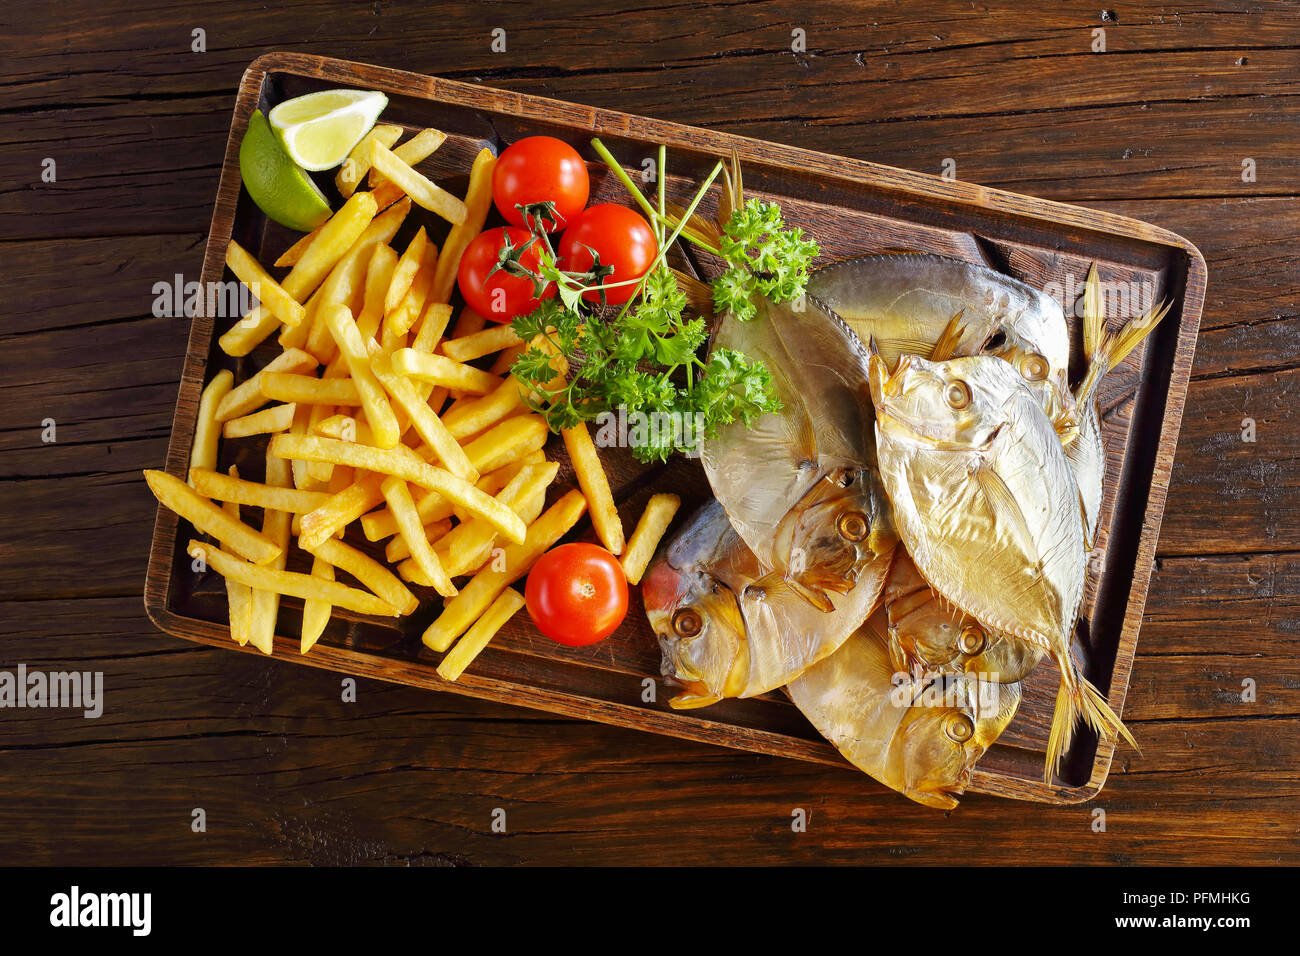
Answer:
[
  {"xmin": 701, "ymin": 293, "xmax": 893, "ymax": 609},
  {"xmin": 787, "ymin": 612, "xmax": 1022, "ymax": 810},
  {"xmin": 642, "ymin": 499, "xmax": 893, "ymax": 708},
  {"xmin": 869, "ymin": 351, "xmax": 1135, "ymax": 782}
]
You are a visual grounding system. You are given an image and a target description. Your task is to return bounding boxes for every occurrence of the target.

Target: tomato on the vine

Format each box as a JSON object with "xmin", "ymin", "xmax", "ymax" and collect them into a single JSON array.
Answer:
[
  {"xmin": 457, "ymin": 226, "xmax": 555, "ymax": 322},
  {"xmin": 492, "ymin": 136, "xmax": 590, "ymax": 232},
  {"xmin": 557, "ymin": 204, "xmax": 658, "ymax": 305},
  {"xmin": 524, "ymin": 543, "xmax": 629, "ymax": 647}
]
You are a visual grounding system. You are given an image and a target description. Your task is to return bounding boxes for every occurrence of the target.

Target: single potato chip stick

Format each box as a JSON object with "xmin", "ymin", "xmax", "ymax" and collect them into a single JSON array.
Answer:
[
  {"xmin": 306, "ymin": 536, "xmax": 418, "ymax": 616},
  {"xmin": 369, "ymin": 128, "xmax": 448, "ymax": 186},
  {"xmin": 224, "ymin": 239, "xmax": 306, "ymax": 328},
  {"xmin": 437, "ymin": 588, "xmax": 525, "ymax": 682},
  {"xmin": 215, "ymin": 348, "xmax": 317, "ymax": 421},
  {"xmin": 335, "ymin": 123, "xmax": 402, "ymax": 198},
  {"xmin": 260, "ymin": 372, "xmax": 362, "ymax": 406},
  {"xmin": 189, "ymin": 467, "xmax": 333, "ymax": 514},
  {"xmin": 245, "ymin": 450, "xmax": 293, "ymax": 654},
  {"xmin": 431, "ymin": 148, "xmax": 496, "ymax": 304},
  {"xmin": 370, "ymin": 352, "xmax": 477, "ymax": 482},
  {"xmin": 300, "ymin": 555, "xmax": 335, "ymax": 654},
  {"xmin": 441, "ymin": 377, "xmax": 528, "ymax": 440},
  {"xmin": 357, "ymin": 243, "xmax": 399, "ymax": 341},
  {"xmin": 562, "ymin": 422, "xmax": 624, "ymax": 555},
  {"xmin": 221, "ymin": 402, "xmax": 297, "ymax": 439},
  {"xmin": 191, "ymin": 369, "xmax": 233, "ymax": 474},
  {"xmin": 620, "ymin": 493, "xmax": 682, "ymax": 585},
  {"xmin": 321, "ymin": 303, "xmax": 402, "ymax": 448},
  {"xmin": 144, "ymin": 469, "xmax": 281, "ymax": 564},
  {"xmin": 297, "ymin": 472, "xmax": 386, "ymax": 551},
  {"xmin": 221, "ymin": 465, "xmax": 252, "ymax": 645},
  {"xmin": 439, "ymin": 323, "xmax": 523, "ymax": 363},
  {"xmin": 380, "ymin": 476, "xmax": 456, "ymax": 598},
  {"xmin": 390, "ymin": 348, "xmax": 501, "ymax": 394},
  {"xmin": 370, "ymin": 141, "xmax": 467, "ymax": 225},
  {"xmin": 384, "ymin": 227, "xmax": 428, "ymax": 315}
]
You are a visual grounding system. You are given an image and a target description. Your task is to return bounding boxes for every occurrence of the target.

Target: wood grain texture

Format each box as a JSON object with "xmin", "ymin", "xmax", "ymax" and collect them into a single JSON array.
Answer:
[{"xmin": 1, "ymin": 0, "xmax": 1295, "ymax": 865}]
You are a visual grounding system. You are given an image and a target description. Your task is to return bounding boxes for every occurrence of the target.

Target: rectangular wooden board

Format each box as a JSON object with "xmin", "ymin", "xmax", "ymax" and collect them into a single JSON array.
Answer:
[{"xmin": 144, "ymin": 53, "xmax": 1205, "ymax": 805}]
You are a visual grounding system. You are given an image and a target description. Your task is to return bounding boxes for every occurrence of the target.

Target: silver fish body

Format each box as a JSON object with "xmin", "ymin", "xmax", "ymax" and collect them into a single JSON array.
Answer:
[
  {"xmin": 787, "ymin": 612, "xmax": 1022, "ymax": 809},
  {"xmin": 701, "ymin": 293, "xmax": 886, "ymax": 607},
  {"xmin": 642, "ymin": 499, "xmax": 893, "ymax": 708},
  {"xmin": 808, "ymin": 253, "xmax": 1071, "ymax": 382},
  {"xmin": 869, "ymin": 350, "xmax": 1133, "ymax": 779}
]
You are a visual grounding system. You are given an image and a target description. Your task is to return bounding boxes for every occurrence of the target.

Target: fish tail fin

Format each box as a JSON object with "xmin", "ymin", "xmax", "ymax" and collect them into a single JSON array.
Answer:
[
  {"xmin": 1075, "ymin": 293, "xmax": 1173, "ymax": 407},
  {"xmin": 1044, "ymin": 660, "xmax": 1138, "ymax": 783}
]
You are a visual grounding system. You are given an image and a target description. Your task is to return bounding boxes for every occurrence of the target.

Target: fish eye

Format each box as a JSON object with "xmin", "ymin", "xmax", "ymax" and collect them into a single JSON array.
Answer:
[
  {"xmin": 671, "ymin": 608, "xmax": 703, "ymax": 638},
  {"xmin": 836, "ymin": 510, "xmax": 869, "ymax": 542},
  {"xmin": 944, "ymin": 380, "xmax": 972, "ymax": 410},
  {"xmin": 1020, "ymin": 353, "xmax": 1049, "ymax": 382},
  {"xmin": 957, "ymin": 624, "xmax": 986, "ymax": 655},
  {"xmin": 944, "ymin": 713, "xmax": 975, "ymax": 743}
]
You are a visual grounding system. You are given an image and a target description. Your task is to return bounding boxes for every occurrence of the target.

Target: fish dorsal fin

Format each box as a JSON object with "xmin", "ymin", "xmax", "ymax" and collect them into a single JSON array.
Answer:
[{"xmin": 929, "ymin": 310, "xmax": 967, "ymax": 362}]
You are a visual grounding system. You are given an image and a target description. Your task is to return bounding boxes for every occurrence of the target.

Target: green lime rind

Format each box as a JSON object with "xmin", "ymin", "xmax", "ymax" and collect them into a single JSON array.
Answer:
[{"xmin": 238, "ymin": 110, "xmax": 332, "ymax": 232}]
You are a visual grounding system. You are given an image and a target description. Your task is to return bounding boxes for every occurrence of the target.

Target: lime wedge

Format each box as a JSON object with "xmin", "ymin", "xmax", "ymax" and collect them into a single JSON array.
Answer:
[
  {"xmin": 268, "ymin": 89, "xmax": 388, "ymax": 171},
  {"xmin": 239, "ymin": 110, "xmax": 332, "ymax": 232}
]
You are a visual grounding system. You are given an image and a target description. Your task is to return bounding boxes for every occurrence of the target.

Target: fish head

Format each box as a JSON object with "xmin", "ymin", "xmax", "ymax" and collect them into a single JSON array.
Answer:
[
  {"xmin": 890, "ymin": 676, "xmax": 1018, "ymax": 809},
  {"xmin": 642, "ymin": 557, "xmax": 749, "ymax": 709},
  {"xmin": 870, "ymin": 352, "xmax": 1023, "ymax": 452},
  {"xmin": 773, "ymin": 468, "xmax": 898, "ymax": 611},
  {"xmin": 983, "ymin": 333, "xmax": 1078, "ymax": 439}
]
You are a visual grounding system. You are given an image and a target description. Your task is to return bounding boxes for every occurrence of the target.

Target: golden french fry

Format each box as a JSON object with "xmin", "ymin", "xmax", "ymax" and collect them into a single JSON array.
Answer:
[
  {"xmin": 271, "ymin": 434, "xmax": 526, "ymax": 545},
  {"xmin": 321, "ymin": 303, "xmax": 401, "ymax": 448},
  {"xmin": 452, "ymin": 308, "xmax": 488, "ymax": 338},
  {"xmin": 385, "ymin": 227, "xmax": 428, "ymax": 316},
  {"xmin": 305, "ymin": 536, "xmax": 418, "ymax": 616},
  {"xmin": 441, "ymin": 377, "xmax": 528, "ymax": 440},
  {"xmin": 144, "ymin": 469, "xmax": 281, "ymax": 564},
  {"xmin": 370, "ymin": 352, "xmax": 477, "ymax": 482},
  {"xmin": 191, "ymin": 369, "xmax": 233, "ymax": 474},
  {"xmin": 370, "ymin": 141, "xmax": 467, "ymax": 225},
  {"xmin": 245, "ymin": 449, "xmax": 292, "ymax": 654},
  {"xmin": 380, "ymin": 476, "xmax": 456, "ymax": 598},
  {"xmin": 437, "ymin": 588, "xmax": 525, "ymax": 682},
  {"xmin": 298, "ymin": 472, "xmax": 386, "ymax": 551},
  {"xmin": 189, "ymin": 466, "xmax": 332, "ymax": 513},
  {"xmin": 431, "ymin": 148, "xmax": 496, "ymax": 304},
  {"xmin": 562, "ymin": 422, "xmax": 624, "ymax": 555},
  {"xmin": 422, "ymin": 490, "xmax": 586, "ymax": 651},
  {"xmin": 390, "ymin": 348, "xmax": 501, "ymax": 395},
  {"xmin": 335, "ymin": 123, "xmax": 402, "ymax": 198},
  {"xmin": 300, "ymin": 555, "xmax": 334, "ymax": 654},
  {"xmin": 385, "ymin": 243, "xmax": 439, "ymax": 338},
  {"xmin": 215, "ymin": 348, "xmax": 317, "ymax": 421},
  {"xmin": 368, "ymin": 128, "xmax": 448, "ymax": 187},
  {"xmin": 225, "ymin": 239, "xmax": 306, "ymax": 328},
  {"xmin": 221, "ymin": 401, "xmax": 297, "ymax": 439},
  {"xmin": 219, "ymin": 192, "xmax": 379, "ymax": 356},
  {"xmin": 411, "ymin": 303, "xmax": 454, "ymax": 353},
  {"xmin": 620, "ymin": 493, "xmax": 682, "ymax": 585},
  {"xmin": 259, "ymin": 372, "xmax": 362, "ymax": 406},
  {"xmin": 439, "ymin": 322, "xmax": 522, "ymax": 363},
  {"xmin": 463, "ymin": 414, "xmax": 549, "ymax": 476},
  {"xmin": 188, "ymin": 541, "xmax": 398, "ymax": 617},
  {"xmin": 287, "ymin": 402, "xmax": 319, "ymax": 491},
  {"xmin": 357, "ymin": 243, "xmax": 398, "ymax": 342},
  {"xmin": 221, "ymin": 465, "xmax": 252, "ymax": 645}
]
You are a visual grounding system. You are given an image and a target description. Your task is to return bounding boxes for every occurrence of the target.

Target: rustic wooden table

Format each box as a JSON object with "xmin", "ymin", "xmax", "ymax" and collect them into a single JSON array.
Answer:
[{"xmin": 2, "ymin": 1, "xmax": 1296, "ymax": 866}]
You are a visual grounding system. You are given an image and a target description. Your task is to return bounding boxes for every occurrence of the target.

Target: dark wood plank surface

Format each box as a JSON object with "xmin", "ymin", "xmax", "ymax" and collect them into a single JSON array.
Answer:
[{"xmin": 2, "ymin": 0, "xmax": 1296, "ymax": 865}]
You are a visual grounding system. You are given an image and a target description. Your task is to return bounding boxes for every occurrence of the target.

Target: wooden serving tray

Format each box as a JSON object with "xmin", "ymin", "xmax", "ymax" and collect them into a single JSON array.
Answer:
[{"xmin": 145, "ymin": 53, "xmax": 1205, "ymax": 805}]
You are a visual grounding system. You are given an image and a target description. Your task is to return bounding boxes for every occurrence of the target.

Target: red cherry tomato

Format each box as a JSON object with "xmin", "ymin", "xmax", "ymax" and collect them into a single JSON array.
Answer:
[
  {"xmin": 457, "ymin": 226, "xmax": 555, "ymax": 323},
  {"xmin": 525, "ymin": 543, "xmax": 629, "ymax": 647},
  {"xmin": 558, "ymin": 204, "xmax": 658, "ymax": 305},
  {"xmin": 492, "ymin": 136, "xmax": 590, "ymax": 232}
]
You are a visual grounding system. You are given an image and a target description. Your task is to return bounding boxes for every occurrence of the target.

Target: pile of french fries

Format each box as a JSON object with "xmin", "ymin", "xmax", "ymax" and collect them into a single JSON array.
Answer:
[{"xmin": 146, "ymin": 124, "xmax": 682, "ymax": 682}]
